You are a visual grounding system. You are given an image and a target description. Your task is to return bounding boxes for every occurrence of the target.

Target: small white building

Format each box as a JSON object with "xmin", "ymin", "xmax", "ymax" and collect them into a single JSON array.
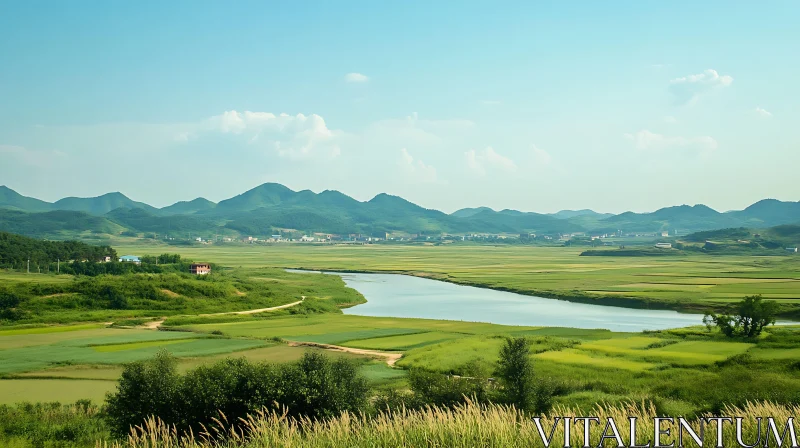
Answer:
[
  {"xmin": 301, "ymin": 235, "xmax": 315, "ymax": 242},
  {"xmin": 787, "ymin": 247, "xmax": 798, "ymax": 253},
  {"xmin": 119, "ymin": 255, "xmax": 141, "ymax": 264},
  {"xmin": 655, "ymin": 242, "xmax": 672, "ymax": 249}
]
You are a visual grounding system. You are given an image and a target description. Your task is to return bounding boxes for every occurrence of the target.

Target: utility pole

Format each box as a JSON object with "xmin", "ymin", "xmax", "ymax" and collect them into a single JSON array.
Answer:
[
  {"xmin": 27, "ymin": 259, "xmax": 30, "ymax": 274},
  {"xmin": 57, "ymin": 259, "xmax": 60, "ymax": 274}
]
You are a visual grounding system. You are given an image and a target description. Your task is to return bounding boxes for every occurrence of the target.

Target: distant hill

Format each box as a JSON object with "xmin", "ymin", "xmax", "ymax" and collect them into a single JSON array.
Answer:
[
  {"xmin": 550, "ymin": 209, "xmax": 613, "ymax": 220},
  {"xmin": 214, "ymin": 183, "xmax": 298, "ymax": 213},
  {"xmin": 683, "ymin": 224, "xmax": 800, "ymax": 248},
  {"xmin": 0, "ymin": 209, "xmax": 123, "ymax": 238},
  {"xmin": 0, "ymin": 186, "xmax": 52, "ymax": 212},
  {"xmin": 451, "ymin": 207, "xmax": 495, "ymax": 218},
  {"xmin": 458, "ymin": 209, "xmax": 583, "ymax": 234},
  {"xmin": 599, "ymin": 204, "xmax": 742, "ymax": 233},
  {"xmin": 726, "ymin": 199, "xmax": 800, "ymax": 227},
  {"xmin": 52, "ymin": 192, "xmax": 159, "ymax": 215},
  {"xmin": 160, "ymin": 197, "xmax": 217, "ymax": 215},
  {"xmin": 105, "ymin": 208, "xmax": 219, "ymax": 236},
  {"xmin": 0, "ymin": 184, "xmax": 798, "ymax": 238}
]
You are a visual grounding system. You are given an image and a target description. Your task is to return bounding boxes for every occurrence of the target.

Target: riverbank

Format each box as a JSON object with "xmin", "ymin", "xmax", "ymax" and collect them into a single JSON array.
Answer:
[
  {"xmin": 113, "ymin": 244, "xmax": 800, "ymax": 320},
  {"xmin": 287, "ymin": 267, "xmax": 800, "ymax": 320}
]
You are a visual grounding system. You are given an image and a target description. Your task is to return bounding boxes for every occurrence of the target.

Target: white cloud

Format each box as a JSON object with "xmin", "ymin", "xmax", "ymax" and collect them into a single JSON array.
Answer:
[
  {"xmin": 399, "ymin": 148, "xmax": 438, "ymax": 183},
  {"xmin": 669, "ymin": 69, "xmax": 733, "ymax": 104},
  {"xmin": 531, "ymin": 145, "xmax": 552, "ymax": 165},
  {"xmin": 663, "ymin": 116, "xmax": 678, "ymax": 124},
  {"xmin": 624, "ymin": 130, "xmax": 718, "ymax": 152},
  {"xmin": 754, "ymin": 107, "xmax": 772, "ymax": 118},
  {"xmin": 344, "ymin": 72, "xmax": 369, "ymax": 83},
  {"xmin": 204, "ymin": 110, "xmax": 342, "ymax": 160},
  {"xmin": 465, "ymin": 146, "xmax": 517, "ymax": 176}
]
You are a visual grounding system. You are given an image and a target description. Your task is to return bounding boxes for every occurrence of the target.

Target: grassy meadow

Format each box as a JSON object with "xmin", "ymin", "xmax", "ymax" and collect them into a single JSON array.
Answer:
[{"xmin": 113, "ymin": 242, "xmax": 800, "ymax": 316}]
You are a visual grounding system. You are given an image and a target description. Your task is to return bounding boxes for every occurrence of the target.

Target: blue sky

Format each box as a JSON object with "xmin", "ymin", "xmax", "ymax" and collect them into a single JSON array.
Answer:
[{"xmin": 1, "ymin": 1, "xmax": 798, "ymax": 213}]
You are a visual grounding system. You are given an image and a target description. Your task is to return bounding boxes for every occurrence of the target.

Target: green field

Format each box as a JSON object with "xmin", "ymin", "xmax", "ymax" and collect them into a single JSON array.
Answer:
[
  {"xmin": 113, "ymin": 242, "xmax": 800, "ymax": 317},
  {"xmin": 2, "ymin": 243, "xmax": 800, "ymax": 417}
]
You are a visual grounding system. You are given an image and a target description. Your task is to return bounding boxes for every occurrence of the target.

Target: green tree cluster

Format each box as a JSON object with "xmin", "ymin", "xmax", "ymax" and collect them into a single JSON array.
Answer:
[
  {"xmin": 0, "ymin": 231, "xmax": 115, "ymax": 269},
  {"xmin": 105, "ymin": 351, "xmax": 369, "ymax": 438},
  {"xmin": 704, "ymin": 295, "xmax": 778, "ymax": 338}
]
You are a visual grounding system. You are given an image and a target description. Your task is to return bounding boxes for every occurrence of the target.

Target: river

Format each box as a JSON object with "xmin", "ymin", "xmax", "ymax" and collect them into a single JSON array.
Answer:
[{"xmin": 289, "ymin": 270, "xmax": 704, "ymax": 332}]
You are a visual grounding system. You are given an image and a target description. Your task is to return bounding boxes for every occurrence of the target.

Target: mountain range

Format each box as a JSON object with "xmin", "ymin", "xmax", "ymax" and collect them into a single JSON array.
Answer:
[{"xmin": 1, "ymin": 184, "xmax": 799, "ymax": 239}]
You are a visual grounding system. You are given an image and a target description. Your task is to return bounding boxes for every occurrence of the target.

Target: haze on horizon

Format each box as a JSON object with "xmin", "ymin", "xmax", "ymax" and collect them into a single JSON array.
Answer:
[{"xmin": 0, "ymin": 1, "xmax": 798, "ymax": 215}]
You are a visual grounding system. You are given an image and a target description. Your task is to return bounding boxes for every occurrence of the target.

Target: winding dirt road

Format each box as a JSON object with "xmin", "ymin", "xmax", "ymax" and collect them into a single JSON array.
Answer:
[
  {"xmin": 287, "ymin": 341, "xmax": 403, "ymax": 367},
  {"xmin": 139, "ymin": 296, "xmax": 305, "ymax": 330}
]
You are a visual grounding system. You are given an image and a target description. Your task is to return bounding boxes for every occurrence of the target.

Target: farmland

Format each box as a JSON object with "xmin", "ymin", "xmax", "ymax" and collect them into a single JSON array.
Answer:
[
  {"xmin": 165, "ymin": 311, "xmax": 800, "ymax": 414},
  {"xmin": 1, "ymin": 241, "xmax": 800, "ymax": 445},
  {"xmin": 114, "ymin": 242, "xmax": 800, "ymax": 317}
]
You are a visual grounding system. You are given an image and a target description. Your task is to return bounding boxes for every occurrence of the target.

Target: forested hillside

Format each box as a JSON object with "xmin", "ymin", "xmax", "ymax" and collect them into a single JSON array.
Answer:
[{"xmin": 0, "ymin": 231, "xmax": 116, "ymax": 268}]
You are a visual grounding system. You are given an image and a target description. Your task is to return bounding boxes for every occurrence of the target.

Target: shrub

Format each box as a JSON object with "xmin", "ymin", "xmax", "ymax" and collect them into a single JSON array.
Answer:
[
  {"xmin": 105, "ymin": 350, "xmax": 181, "ymax": 437},
  {"xmin": 105, "ymin": 350, "xmax": 369, "ymax": 438},
  {"xmin": 704, "ymin": 295, "xmax": 777, "ymax": 338}
]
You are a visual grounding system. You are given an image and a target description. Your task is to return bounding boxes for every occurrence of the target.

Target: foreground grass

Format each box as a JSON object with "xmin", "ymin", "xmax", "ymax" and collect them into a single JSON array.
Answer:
[{"xmin": 108, "ymin": 401, "xmax": 800, "ymax": 448}]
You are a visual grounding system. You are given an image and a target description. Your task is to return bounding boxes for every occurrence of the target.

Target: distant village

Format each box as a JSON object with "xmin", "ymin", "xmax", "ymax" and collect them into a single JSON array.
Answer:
[
  {"xmin": 153, "ymin": 229, "xmax": 797, "ymax": 254},
  {"xmin": 162, "ymin": 229, "xmax": 689, "ymax": 246}
]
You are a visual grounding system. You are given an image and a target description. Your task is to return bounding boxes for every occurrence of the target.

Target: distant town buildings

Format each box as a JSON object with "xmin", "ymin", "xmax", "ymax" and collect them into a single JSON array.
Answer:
[{"xmin": 190, "ymin": 263, "xmax": 211, "ymax": 275}]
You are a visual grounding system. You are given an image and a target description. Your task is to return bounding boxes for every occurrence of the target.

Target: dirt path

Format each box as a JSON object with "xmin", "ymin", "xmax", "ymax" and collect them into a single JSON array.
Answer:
[
  {"xmin": 288, "ymin": 341, "xmax": 402, "ymax": 367},
  {"xmin": 138, "ymin": 296, "xmax": 305, "ymax": 330},
  {"xmin": 204, "ymin": 297, "xmax": 304, "ymax": 316}
]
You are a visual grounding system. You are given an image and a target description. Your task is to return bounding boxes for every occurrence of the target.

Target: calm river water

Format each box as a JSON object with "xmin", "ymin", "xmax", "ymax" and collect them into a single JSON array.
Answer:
[{"xmin": 289, "ymin": 270, "xmax": 704, "ymax": 332}]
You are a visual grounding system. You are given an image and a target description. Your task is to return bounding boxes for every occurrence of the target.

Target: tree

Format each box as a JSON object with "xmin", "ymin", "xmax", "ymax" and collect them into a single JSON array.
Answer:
[
  {"xmin": 704, "ymin": 295, "xmax": 778, "ymax": 338},
  {"xmin": 495, "ymin": 337, "xmax": 537, "ymax": 412},
  {"xmin": 105, "ymin": 350, "xmax": 180, "ymax": 437},
  {"xmin": 102, "ymin": 286, "xmax": 128, "ymax": 310}
]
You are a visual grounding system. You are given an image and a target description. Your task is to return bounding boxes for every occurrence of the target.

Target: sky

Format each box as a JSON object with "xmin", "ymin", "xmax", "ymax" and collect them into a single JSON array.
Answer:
[{"xmin": 1, "ymin": 1, "xmax": 798, "ymax": 214}]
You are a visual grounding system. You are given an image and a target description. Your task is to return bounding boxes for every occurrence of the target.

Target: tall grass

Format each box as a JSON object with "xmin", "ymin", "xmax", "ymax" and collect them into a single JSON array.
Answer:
[{"xmin": 102, "ymin": 400, "xmax": 800, "ymax": 448}]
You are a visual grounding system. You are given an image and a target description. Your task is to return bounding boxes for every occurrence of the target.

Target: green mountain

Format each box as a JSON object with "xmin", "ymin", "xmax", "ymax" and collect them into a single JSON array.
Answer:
[
  {"xmin": 451, "ymin": 207, "xmax": 495, "ymax": 218},
  {"xmin": 160, "ymin": 197, "xmax": 217, "ymax": 215},
  {"xmin": 459, "ymin": 209, "xmax": 583, "ymax": 234},
  {"xmin": 727, "ymin": 199, "xmax": 800, "ymax": 227},
  {"xmin": 0, "ymin": 184, "xmax": 798, "ymax": 238},
  {"xmin": 599, "ymin": 204, "xmax": 742, "ymax": 233},
  {"xmin": 213, "ymin": 183, "xmax": 298, "ymax": 213},
  {"xmin": 0, "ymin": 185, "xmax": 52, "ymax": 212},
  {"xmin": 52, "ymin": 192, "xmax": 159, "ymax": 215},
  {"xmin": 0, "ymin": 209, "xmax": 123, "ymax": 238},
  {"xmin": 682, "ymin": 224, "xmax": 800, "ymax": 251},
  {"xmin": 550, "ymin": 209, "xmax": 613, "ymax": 220},
  {"xmin": 105, "ymin": 208, "xmax": 220, "ymax": 236}
]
